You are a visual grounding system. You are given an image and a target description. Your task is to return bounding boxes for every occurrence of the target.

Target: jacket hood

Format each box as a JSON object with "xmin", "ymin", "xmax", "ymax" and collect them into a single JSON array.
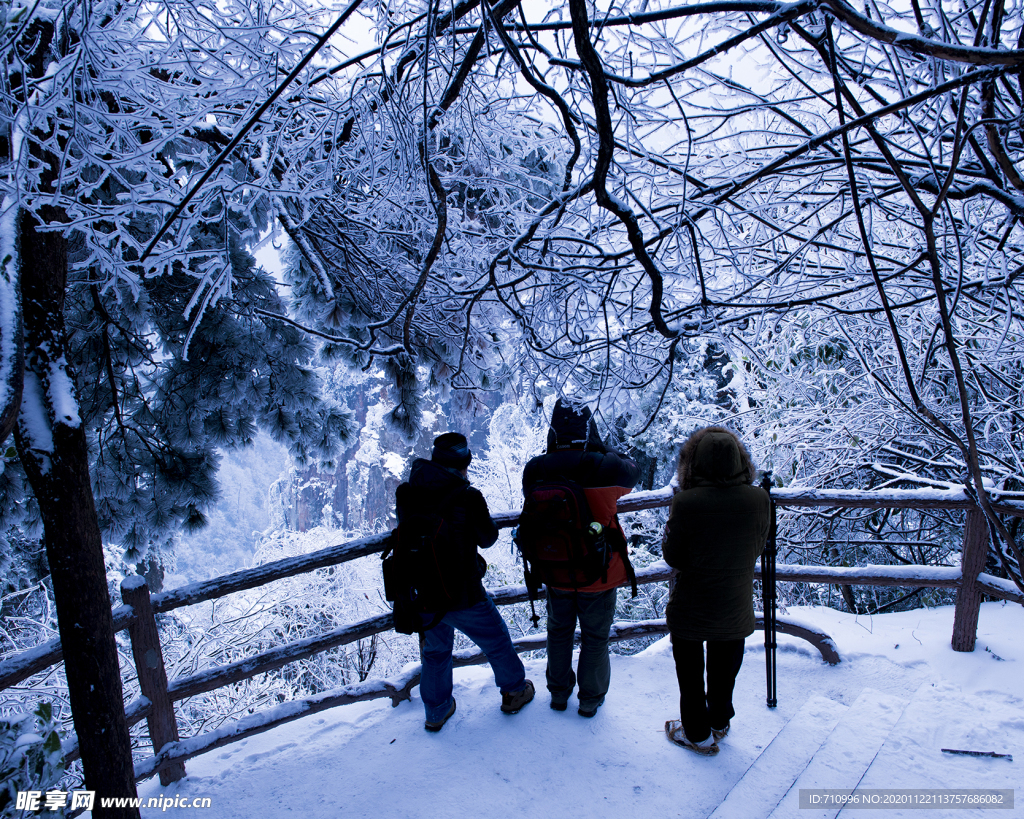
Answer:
[{"xmin": 676, "ymin": 427, "xmax": 754, "ymax": 488}]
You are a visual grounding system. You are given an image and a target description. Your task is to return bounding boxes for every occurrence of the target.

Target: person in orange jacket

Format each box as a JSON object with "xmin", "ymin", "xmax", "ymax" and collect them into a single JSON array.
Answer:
[{"xmin": 522, "ymin": 400, "xmax": 640, "ymax": 717}]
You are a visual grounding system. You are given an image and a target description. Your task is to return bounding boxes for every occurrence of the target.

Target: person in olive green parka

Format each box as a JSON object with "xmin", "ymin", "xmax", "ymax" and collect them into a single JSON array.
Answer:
[{"xmin": 663, "ymin": 426, "xmax": 770, "ymax": 755}]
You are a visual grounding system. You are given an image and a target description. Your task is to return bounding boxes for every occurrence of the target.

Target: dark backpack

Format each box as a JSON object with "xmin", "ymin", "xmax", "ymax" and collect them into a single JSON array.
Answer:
[
  {"xmin": 382, "ymin": 486, "xmax": 474, "ymax": 634},
  {"xmin": 514, "ymin": 479, "xmax": 636, "ymax": 626}
]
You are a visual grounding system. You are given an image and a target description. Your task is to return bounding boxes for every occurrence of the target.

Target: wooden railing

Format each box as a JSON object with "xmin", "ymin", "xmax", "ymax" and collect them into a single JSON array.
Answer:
[{"xmin": 2, "ymin": 485, "xmax": 1023, "ymax": 786}]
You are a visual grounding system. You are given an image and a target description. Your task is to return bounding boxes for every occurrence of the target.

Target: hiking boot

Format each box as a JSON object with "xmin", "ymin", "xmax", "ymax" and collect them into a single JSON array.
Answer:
[
  {"xmin": 501, "ymin": 680, "xmax": 535, "ymax": 714},
  {"xmin": 578, "ymin": 704, "xmax": 600, "ymax": 718},
  {"xmin": 712, "ymin": 722, "xmax": 730, "ymax": 742},
  {"xmin": 425, "ymin": 699, "xmax": 456, "ymax": 732},
  {"xmin": 550, "ymin": 699, "xmax": 568, "ymax": 712},
  {"xmin": 665, "ymin": 720, "xmax": 719, "ymax": 756}
]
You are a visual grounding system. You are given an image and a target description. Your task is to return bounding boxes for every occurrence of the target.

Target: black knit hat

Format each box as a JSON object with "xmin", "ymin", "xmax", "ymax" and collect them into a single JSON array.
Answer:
[
  {"xmin": 548, "ymin": 399, "xmax": 604, "ymax": 452},
  {"xmin": 431, "ymin": 432, "xmax": 472, "ymax": 469}
]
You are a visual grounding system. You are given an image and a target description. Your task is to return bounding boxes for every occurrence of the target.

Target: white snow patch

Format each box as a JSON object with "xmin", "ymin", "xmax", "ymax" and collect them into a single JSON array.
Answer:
[
  {"xmin": 383, "ymin": 452, "xmax": 405, "ymax": 478},
  {"xmin": 17, "ymin": 371, "xmax": 53, "ymax": 470},
  {"xmin": 47, "ymin": 355, "xmax": 81, "ymax": 427},
  {"xmin": 774, "ymin": 563, "xmax": 962, "ymax": 583},
  {"xmin": 120, "ymin": 575, "xmax": 147, "ymax": 592},
  {"xmin": 134, "ymin": 603, "xmax": 1024, "ymax": 818},
  {"xmin": 0, "ymin": 196, "xmax": 19, "ymax": 419}
]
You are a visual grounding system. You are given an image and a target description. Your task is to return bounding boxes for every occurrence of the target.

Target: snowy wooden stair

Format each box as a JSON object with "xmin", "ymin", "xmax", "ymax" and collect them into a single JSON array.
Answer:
[
  {"xmin": 708, "ymin": 696, "xmax": 847, "ymax": 819},
  {"xmin": 709, "ymin": 689, "xmax": 909, "ymax": 819},
  {"xmin": 766, "ymin": 689, "xmax": 908, "ymax": 819},
  {"xmin": 851, "ymin": 682, "xmax": 1022, "ymax": 793}
]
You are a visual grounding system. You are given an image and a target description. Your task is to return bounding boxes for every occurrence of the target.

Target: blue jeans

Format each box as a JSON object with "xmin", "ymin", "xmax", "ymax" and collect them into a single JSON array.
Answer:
[
  {"xmin": 419, "ymin": 597, "xmax": 527, "ymax": 722},
  {"xmin": 545, "ymin": 587, "xmax": 617, "ymax": 711}
]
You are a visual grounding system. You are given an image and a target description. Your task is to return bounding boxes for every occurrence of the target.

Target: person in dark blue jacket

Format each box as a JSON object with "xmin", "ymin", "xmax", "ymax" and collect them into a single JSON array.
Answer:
[{"xmin": 396, "ymin": 433, "xmax": 534, "ymax": 731}]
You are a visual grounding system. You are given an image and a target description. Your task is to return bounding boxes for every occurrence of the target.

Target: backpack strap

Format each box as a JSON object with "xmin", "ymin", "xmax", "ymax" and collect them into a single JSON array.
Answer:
[
  {"xmin": 623, "ymin": 549, "xmax": 638, "ymax": 599},
  {"xmin": 523, "ymin": 559, "xmax": 542, "ymax": 629},
  {"xmin": 610, "ymin": 517, "xmax": 638, "ymax": 598}
]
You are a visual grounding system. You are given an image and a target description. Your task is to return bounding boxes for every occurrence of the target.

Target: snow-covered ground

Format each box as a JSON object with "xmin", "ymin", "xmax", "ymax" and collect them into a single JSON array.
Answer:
[{"xmin": 135, "ymin": 602, "xmax": 1023, "ymax": 818}]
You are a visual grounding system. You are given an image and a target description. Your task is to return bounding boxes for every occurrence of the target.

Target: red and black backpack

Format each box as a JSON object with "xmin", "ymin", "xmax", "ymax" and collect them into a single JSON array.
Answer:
[{"xmin": 514, "ymin": 478, "xmax": 636, "ymax": 625}]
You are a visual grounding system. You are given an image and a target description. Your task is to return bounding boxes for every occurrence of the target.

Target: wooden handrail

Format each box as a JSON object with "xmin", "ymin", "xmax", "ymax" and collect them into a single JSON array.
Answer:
[
  {"xmin": 150, "ymin": 531, "xmax": 392, "ymax": 614},
  {"xmin": 4, "ymin": 555, "xmax": 1022, "ymax": 694},
  {"xmin": 124, "ymin": 561, "xmax": 1022, "ymax": 720},
  {"xmin": 135, "ymin": 485, "xmax": 1024, "ymax": 618}
]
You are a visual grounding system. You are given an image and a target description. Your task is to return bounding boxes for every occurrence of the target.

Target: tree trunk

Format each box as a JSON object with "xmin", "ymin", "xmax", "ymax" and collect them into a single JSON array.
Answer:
[
  {"xmin": 15, "ymin": 209, "xmax": 140, "ymax": 817},
  {"xmin": 839, "ymin": 583, "xmax": 861, "ymax": 614},
  {"xmin": 952, "ymin": 509, "xmax": 989, "ymax": 652}
]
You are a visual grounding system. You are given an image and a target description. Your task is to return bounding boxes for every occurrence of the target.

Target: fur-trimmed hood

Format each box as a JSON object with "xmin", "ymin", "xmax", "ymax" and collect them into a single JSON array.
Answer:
[{"xmin": 676, "ymin": 426, "xmax": 756, "ymax": 490}]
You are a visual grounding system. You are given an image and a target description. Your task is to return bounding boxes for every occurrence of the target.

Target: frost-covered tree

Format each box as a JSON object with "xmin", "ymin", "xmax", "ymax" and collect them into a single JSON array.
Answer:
[
  {"xmin": 3, "ymin": 0, "xmax": 1024, "ymax": 798},
  {"xmin": 261, "ymin": 0, "xmax": 1024, "ymax": 595},
  {"xmin": 0, "ymin": 0, "xmax": 358, "ymax": 805}
]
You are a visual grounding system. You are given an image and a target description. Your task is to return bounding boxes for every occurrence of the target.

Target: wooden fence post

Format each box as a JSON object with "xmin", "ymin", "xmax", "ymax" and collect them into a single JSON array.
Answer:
[
  {"xmin": 952, "ymin": 509, "xmax": 989, "ymax": 652},
  {"xmin": 121, "ymin": 577, "xmax": 185, "ymax": 784}
]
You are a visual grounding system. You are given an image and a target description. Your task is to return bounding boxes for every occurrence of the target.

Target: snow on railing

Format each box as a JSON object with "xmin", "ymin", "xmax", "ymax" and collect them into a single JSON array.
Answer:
[{"xmin": 142, "ymin": 485, "xmax": 1024, "ymax": 615}]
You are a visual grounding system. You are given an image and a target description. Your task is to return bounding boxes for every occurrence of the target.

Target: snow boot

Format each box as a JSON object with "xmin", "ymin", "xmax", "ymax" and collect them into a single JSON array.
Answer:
[
  {"xmin": 425, "ymin": 698, "xmax": 456, "ymax": 732},
  {"xmin": 665, "ymin": 720, "xmax": 719, "ymax": 755}
]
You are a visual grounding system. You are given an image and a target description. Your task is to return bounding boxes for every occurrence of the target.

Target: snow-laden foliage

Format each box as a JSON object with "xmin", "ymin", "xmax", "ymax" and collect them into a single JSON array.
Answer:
[
  {"xmin": 0, "ymin": 0, "xmax": 1018, "ymax": 568},
  {"xmin": 3, "ymin": 0, "xmax": 345, "ymax": 282},
  {"xmin": 468, "ymin": 401, "xmax": 551, "ymax": 515},
  {"xmin": 171, "ymin": 435, "xmax": 292, "ymax": 580},
  {"xmin": 263, "ymin": 0, "xmax": 1024, "ymax": 591},
  {"xmin": 0, "ymin": 0, "xmax": 363, "ymax": 560},
  {"xmin": 0, "ymin": 701, "xmax": 65, "ymax": 818}
]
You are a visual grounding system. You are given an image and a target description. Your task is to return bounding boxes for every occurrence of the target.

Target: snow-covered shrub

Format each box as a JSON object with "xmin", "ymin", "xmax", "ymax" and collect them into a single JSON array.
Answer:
[{"xmin": 0, "ymin": 702, "xmax": 65, "ymax": 818}]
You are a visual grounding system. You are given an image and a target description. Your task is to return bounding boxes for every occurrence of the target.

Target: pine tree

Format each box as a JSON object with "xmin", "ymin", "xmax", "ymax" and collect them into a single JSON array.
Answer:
[{"xmin": 0, "ymin": 1, "xmax": 352, "ymax": 807}]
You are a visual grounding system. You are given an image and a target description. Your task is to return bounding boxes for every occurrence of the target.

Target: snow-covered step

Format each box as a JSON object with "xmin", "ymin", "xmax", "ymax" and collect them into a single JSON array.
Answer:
[
  {"xmin": 766, "ymin": 689, "xmax": 909, "ymax": 819},
  {"xmin": 709, "ymin": 696, "xmax": 848, "ymax": 819},
  {"xmin": 853, "ymin": 681, "xmax": 1024, "ymax": 793}
]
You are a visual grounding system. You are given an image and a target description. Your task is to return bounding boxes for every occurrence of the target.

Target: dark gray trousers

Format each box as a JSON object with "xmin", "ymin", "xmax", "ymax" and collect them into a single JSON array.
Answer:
[{"xmin": 545, "ymin": 587, "xmax": 617, "ymax": 710}]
